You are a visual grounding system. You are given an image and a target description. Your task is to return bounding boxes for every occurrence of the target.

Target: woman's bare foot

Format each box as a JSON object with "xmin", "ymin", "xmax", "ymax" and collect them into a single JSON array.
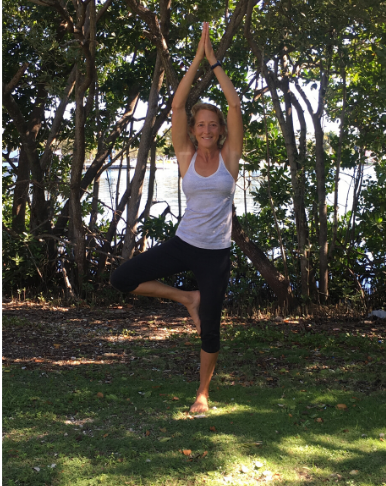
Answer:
[
  {"xmin": 190, "ymin": 393, "xmax": 209, "ymax": 413},
  {"xmin": 185, "ymin": 290, "xmax": 201, "ymax": 335}
]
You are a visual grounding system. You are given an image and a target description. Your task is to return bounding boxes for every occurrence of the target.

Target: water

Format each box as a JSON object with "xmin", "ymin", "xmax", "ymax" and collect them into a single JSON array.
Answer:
[{"xmin": 98, "ymin": 162, "xmax": 258, "ymax": 230}]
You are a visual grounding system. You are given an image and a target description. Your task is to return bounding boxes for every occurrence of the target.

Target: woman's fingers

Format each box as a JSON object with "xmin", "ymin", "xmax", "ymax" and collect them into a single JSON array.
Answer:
[
  {"xmin": 204, "ymin": 24, "xmax": 215, "ymax": 63},
  {"xmin": 196, "ymin": 23, "xmax": 206, "ymax": 59}
]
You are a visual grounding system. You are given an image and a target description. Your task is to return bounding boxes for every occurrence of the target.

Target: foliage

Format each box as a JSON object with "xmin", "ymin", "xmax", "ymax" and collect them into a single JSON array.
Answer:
[{"xmin": 2, "ymin": 0, "xmax": 385, "ymax": 309}]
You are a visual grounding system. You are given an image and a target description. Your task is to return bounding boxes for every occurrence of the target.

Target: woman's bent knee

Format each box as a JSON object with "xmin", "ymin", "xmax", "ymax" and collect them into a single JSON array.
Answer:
[
  {"xmin": 201, "ymin": 331, "xmax": 220, "ymax": 354},
  {"xmin": 110, "ymin": 264, "xmax": 139, "ymax": 293}
]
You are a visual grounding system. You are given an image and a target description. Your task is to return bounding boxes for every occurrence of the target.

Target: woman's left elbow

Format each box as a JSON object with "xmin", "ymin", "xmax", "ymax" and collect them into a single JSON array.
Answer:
[{"xmin": 229, "ymin": 99, "xmax": 241, "ymax": 110}]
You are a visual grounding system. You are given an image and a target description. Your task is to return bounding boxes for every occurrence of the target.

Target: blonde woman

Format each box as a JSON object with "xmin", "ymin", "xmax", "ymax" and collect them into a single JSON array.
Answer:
[{"xmin": 111, "ymin": 23, "xmax": 243, "ymax": 412}]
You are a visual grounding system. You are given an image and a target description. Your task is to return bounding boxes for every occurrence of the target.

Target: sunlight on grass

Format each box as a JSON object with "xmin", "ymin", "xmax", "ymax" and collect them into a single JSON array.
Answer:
[{"xmin": 3, "ymin": 315, "xmax": 386, "ymax": 486}]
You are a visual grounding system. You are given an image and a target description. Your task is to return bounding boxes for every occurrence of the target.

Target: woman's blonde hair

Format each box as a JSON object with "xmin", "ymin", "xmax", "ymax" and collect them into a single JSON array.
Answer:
[{"xmin": 188, "ymin": 102, "xmax": 227, "ymax": 148}]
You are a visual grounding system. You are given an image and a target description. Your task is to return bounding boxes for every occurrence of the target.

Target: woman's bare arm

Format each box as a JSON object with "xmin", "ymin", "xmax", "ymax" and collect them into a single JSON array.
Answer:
[
  {"xmin": 204, "ymin": 26, "xmax": 243, "ymax": 180},
  {"xmin": 171, "ymin": 24, "xmax": 208, "ymax": 177}
]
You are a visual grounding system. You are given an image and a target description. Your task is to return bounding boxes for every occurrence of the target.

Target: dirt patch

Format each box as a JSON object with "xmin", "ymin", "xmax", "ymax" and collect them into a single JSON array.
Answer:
[{"xmin": 2, "ymin": 300, "xmax": 385, "ymax": 380}]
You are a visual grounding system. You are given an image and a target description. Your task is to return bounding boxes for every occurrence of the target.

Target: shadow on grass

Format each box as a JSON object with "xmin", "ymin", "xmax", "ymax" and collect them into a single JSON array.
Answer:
[
  {"xmin": 2, "ymin": 303, "xmax": 386, "ymax": 485},
  {"xmin": 3, "ymin": 362, "xmax": 386, "ymax": 486}
]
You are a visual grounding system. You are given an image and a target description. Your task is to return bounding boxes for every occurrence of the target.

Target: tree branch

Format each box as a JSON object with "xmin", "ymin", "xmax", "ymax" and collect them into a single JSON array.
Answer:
[
  {"xmin": 125, "ymin": 0, "xmax": 179, "ymax": 91},
  {"xmin": 3, "ymin": 63, "xmax": 29, "ymax": 96},
  {"xmin": 40, "ymin": 66, "xmax": 77, "ymax": 171}
]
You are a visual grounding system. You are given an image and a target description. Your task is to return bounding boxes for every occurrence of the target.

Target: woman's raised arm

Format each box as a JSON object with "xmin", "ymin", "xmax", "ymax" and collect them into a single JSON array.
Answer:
[
  {"xmin": 171, "ymin": 24, "xmax": 208, "ymax": 177},
  {"xmin": 204, "ymin": 26, "xmax": 243, "ymax": 180}
]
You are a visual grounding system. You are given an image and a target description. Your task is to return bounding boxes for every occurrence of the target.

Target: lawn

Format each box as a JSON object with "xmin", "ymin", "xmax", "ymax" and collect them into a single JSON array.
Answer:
[{"xmin": 2, "ymin": 300, "xmax": 386, "ymax": 485}]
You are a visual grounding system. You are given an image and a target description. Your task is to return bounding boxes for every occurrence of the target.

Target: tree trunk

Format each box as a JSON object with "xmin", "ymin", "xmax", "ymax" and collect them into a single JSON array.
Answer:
[
  {"xmin": 53, "ymin": 89, "xmax": 139, "ymax": 236},
  {"xmin": 314, "ymin": 121, "xmax": 329, "ymax": 301},
  {"xmin": 329, "ymin": 58, "xmax": 346, "ymax": 258},
  {"xmin": 294, "ymin": 68, "xmax": 330, "ymax": 302},
  {"xmin": 69, "ymin": 67, "xmax": 88, "ymax": 293},
  {"xmin": 232, "ymin": 207, "xmax": 295, "ymax": 311},
  {"xmin": 244, "ymin": 11, "xmax": 309, "ymax": 298},
  {"xmin": 97, "ymin": 184, "xmax": 132, "ymax": 276},
  {"xmin": 12, "ymin": 147, "xmax": 30, "ymax": 233},
  {"xmin": 138, "ymin": 141, "xmax": 157, "ymax": 253},
  {"xmin": 122, "ymin": 53, "xmax": 165, "ymax": 260}
]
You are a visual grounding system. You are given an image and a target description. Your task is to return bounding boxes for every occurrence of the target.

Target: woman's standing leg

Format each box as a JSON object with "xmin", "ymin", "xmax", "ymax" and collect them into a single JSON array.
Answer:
[{"xmin": 189, "ymin": 247, "xmax": 231, "ymax": 412}]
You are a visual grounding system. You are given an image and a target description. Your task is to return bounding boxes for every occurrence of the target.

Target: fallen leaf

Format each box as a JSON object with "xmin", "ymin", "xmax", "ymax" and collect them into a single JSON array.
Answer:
[
  {"xmin": 103, "ymin": 433, "xmax": 108, "ymax": 438},
  {"xmin": 337, "ymin": 403, "xmax": 347, "ymax": 410},
  {"xmin": 159, "ymin": 428, "xmax": 167, "ymax": 433},
  {"xmin": 266, "ymin": 377, "xmax": 273, "ymax": 381},
  {"xmin": 159, "ymin": 437, "xmax": 171, "ymax": 442},
  {"xmin": 145, "ymin": 430, "xmax": 150, "ymax": 436},
  {"xmin": 349, "ymin": 470, "xmax": 359, "ymax": 475},
  {"xmin": 184, "ymin": 342, "xmax": 193, "ymax": 346},
  {"xmin": 209, "ymin": 426, "xmax": 216, "ymax": 432},
  {"xmin": 152, "ymin": 386, "xmax": 160, "ymax": 389},
  {"xmin": 172, "ymin": 396, "xmax": 179, "ymax": 401},
  {"xmin": 33, "ymin": 467, "xmax": 40, "ymax": 472},
  {"xmin": 97, "ymin": 392, "xmax": 104, "ymax": 398},
  {"xmin": 380, "ymin": 438, "xmax": 384, "ymax": 442},
  {"xmin": 316, "ymin": 418, "xmax": 323, "ymax": 423},
  {"xmin": 182, "ymin": 449, "xmax": 191, "ymax": 456},
  {"xmin": 201, "ymin": 451, "xmax": 208, "ymax": 458},
  {"xmin": 343, "ymin": 429, "xmax": 349, "ymax": 433},
  {"xmin": 289, "ymin": 413, "xmax": 293, "ymax": 417},
  {"xmin": 53, "ymin": 344, "xmax": 61, "ymax": 348}
]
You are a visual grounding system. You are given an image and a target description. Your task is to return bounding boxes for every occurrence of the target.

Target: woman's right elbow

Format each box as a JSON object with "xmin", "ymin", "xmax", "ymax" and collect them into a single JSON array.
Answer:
[{"xmin": 171, "ymin": 101, "xmax": 185, "ymax": 112}]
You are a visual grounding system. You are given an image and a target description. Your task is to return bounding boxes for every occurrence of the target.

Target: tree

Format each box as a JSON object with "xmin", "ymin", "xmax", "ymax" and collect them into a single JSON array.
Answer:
[
  {"xmin": 3, "ymin": 0, "xmax": 385, "ymax": 310},
  {"xmin": 243, "ymin": 0, "xmax": 385, "ymax": 302}
]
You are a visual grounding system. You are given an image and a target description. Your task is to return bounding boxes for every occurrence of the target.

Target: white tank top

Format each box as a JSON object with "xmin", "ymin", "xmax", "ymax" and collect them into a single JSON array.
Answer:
[{"xmin": 175, "ymin": 152, "xmax": 235, "ymax": 249}]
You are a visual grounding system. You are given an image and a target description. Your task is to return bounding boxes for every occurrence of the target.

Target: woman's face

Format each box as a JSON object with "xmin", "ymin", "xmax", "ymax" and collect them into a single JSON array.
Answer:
[{"xmin": 191, "ymin": 110, "xmax": 223, "ymax": 149}]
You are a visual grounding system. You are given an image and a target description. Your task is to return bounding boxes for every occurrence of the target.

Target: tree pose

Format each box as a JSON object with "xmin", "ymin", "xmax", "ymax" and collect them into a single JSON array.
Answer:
[{"xmin": 111, "ymin": 22, "xmax": 243, "ymax": 412}]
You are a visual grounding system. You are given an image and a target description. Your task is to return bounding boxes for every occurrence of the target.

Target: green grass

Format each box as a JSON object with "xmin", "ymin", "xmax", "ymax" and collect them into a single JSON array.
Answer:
[{"xmin": 3, "ymin": 321, "xmax": 386, "ymax": 486}]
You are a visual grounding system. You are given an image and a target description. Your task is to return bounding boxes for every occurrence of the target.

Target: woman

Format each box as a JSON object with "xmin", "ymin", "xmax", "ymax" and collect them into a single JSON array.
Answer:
[{"xmin": 111, "ymin": 23, "xmax": 243, "ymax": 413}]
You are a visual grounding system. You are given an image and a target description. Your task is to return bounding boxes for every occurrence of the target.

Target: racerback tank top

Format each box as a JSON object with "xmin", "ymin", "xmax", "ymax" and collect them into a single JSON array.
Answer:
[{"xmin": 175, "ymin": 152, "xmax": 236, "ymax": 249}]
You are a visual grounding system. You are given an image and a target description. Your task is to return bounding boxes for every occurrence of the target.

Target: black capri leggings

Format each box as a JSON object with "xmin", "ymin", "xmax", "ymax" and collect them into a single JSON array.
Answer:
[{"xmin": 110, "ymin": 236, "xmax": 230, "ymax": 353}]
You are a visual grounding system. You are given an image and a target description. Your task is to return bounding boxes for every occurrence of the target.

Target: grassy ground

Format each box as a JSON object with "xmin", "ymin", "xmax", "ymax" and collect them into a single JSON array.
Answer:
[{"xmin": 2, "ymin": 301, "xmax": 386, "ymax": 485}]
